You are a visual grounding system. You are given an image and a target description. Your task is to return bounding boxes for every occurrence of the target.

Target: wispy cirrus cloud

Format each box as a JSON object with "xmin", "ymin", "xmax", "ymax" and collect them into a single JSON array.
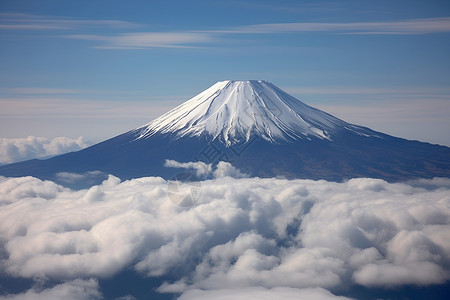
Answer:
[
  {"xmin": 2, "ymin": 87, "xmax": 83, "ymax": 95},
  {"xmin": 2, "ymin": 13, "xmax": 449, "ymax": 49},
  {"xmin": 0, "ymin": 12, "xmax": 138, "ymax": 30},
  {"xmin": 0, "ymin": 96, "xmax": 179, "ymax": 120},
  {"xmin": 63, "ymin": 17, "xmax": 450, "ymax": 49},
  {"xmin": 66, "ymin": 32, "xmax": 214, "ymax": 49},
  {"xmin": 0, "ymin": 12, "xmax": 211, "ymax": 49},
  {"xmin": 224, "ymin": 17, "xmax": 450, "ymax": 35},
  {"xmin": 283, "ymin": 86, "xmax": 450, "ymax": 96}
]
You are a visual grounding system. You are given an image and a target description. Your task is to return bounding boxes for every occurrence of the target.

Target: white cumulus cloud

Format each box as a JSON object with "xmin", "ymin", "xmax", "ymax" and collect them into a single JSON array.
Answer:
[
  {"xmin": 0, "ymin": 171, "xmax": 449, "ymax": 299},
  {"xmin": 0, "ymin": 279, "xmax": 101, "ymax": 300},
  {"xmin": 164, "ymin": 160, "xmax": 248, "ymax": 179},
  {"xmin": 0, "ymin": 136, "xmax": 92, "ymax": 164},
  {"xmin": 165, "ymin": 159, "xmax": 212, "ymax": 177}
]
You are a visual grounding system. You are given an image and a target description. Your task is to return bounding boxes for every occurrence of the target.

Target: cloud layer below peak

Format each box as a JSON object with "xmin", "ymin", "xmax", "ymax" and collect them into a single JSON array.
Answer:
[{"xmin": 0, "ymin": 172, "xmax": 449, "ymax": 299}]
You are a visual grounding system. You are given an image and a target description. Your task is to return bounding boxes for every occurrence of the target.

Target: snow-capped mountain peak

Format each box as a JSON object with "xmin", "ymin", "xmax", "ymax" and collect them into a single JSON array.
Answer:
[{"xmin": 136, "ymin": 80, "xmax": 367, "ymax": 145}]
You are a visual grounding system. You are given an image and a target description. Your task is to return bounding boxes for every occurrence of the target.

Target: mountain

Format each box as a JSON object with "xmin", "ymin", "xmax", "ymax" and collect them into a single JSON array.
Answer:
[{"xmin": 0, "ymin": 80, "xmax": 449, "ymax": 186}]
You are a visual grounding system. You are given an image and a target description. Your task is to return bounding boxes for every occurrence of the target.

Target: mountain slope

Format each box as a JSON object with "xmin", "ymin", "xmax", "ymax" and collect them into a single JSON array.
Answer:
[{"xmin": 0, "ymin": 80, "xmax": 449, "ymax": 185}]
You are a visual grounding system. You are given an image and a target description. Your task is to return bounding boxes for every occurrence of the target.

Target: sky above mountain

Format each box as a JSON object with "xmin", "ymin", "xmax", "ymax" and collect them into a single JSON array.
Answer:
[{"xmin": 1, "ymin": 0, "xmax": 449, "ymax": 146}]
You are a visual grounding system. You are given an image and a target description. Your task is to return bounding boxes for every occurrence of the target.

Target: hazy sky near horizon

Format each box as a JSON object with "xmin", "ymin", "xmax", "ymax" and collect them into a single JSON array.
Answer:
[{"xmin": 1, "ymin": 0, "xmax": 450, "ymax": 145}]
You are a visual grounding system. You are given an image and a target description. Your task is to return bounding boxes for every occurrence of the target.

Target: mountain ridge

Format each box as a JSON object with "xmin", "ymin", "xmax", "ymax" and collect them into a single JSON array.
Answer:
[{"xmin": 0, "ymin": 80, "xmax": 448, "ymax": 186}]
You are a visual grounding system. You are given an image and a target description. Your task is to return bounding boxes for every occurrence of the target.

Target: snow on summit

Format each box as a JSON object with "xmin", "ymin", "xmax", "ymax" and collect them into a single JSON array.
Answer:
[{"xmin": 136, "ymin": 80, "xmax": 373, "ymax": 145}]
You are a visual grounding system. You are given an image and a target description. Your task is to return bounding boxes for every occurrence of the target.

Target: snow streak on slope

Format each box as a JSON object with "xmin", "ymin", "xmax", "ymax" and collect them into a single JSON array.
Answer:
[{"xmin": 136, "ymin": 80, "xmax": 374, "ymax": 145}]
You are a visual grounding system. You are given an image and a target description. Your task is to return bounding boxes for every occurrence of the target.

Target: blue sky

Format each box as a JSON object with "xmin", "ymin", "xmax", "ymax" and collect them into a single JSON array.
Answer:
[{"xmin": 1, "ymin": 0, "xmax": 450, "ymax": 145}]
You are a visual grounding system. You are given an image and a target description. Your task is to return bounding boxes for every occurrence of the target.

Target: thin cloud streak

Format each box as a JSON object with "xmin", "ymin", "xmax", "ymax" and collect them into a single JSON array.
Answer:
[
  {"xmin": 222, "ymin": 17, "xmax": 450, "ymax": 35},
  {"xmin": 0, "ymin": 12, "xmax": 138, "ymax": 31},
  {"xmin": 283, "ymin": 86, "xmax": 450, "ymax": 96},
  {"xmin": 66, "ymin": 32, "xmax": 214, "ymax": 49},
  {"xmin": 0, "ymin": 97, "xmax": 178, "ymax": 120},
  {"xmin": 2, "ymin": 88, "xmax": 83, "ymax": 95},
  {"xmin": 317, "ymin": 100, "xmax": 450, "ymax": 121}
]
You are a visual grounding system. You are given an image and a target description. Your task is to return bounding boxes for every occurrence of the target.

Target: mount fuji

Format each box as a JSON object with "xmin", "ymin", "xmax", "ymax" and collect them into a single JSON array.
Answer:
[{"xmin": 1, "ymin": 80, "xmax": 449, "ymax": 184}]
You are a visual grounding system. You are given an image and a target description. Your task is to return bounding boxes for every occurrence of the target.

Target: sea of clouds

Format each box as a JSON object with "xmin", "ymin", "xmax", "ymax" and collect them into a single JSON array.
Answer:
[
  {"xmin": 0, "ymin": 136, "xmax": 92, "ymax": 165},
  {"xmin": 0, "ymin": 161, "xmax": 449, "ymax": 299}
]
